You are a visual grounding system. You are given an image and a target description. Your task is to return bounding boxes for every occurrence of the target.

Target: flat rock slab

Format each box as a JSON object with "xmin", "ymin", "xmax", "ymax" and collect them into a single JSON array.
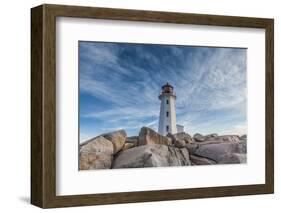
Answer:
[{"xmin": 194, "ymin": 142, "xmax": 246, "ymax": 162}]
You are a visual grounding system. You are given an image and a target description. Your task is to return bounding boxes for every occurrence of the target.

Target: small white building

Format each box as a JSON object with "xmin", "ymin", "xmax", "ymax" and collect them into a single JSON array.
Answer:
[{"xmin": 176, "ymin": 124, "xmax": 184, "ymax": 133}]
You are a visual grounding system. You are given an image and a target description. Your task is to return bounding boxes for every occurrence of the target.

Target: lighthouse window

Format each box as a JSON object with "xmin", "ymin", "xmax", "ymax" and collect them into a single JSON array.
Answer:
[
  {"xmin": 166, "ymin": 125, "xmax": 169, "ymax": 132},
  {"xmin": 166, "ymin": 111, "xmax": 169, "ymax": 117},
  {"xmin": 166, "ymin": 100, "xmax": 169, "ymax": 104}
]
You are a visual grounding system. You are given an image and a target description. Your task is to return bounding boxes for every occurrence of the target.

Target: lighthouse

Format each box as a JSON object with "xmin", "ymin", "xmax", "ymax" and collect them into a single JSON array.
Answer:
[{"xmin": 158, "ymin": 83, "xmax": 177, "ymax": 135}]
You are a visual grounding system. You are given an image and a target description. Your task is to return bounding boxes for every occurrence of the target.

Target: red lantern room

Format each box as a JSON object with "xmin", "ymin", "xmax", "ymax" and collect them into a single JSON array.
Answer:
[{"xmin": 161, "ymin": 83, "xmax": 174, "ymax": 94}]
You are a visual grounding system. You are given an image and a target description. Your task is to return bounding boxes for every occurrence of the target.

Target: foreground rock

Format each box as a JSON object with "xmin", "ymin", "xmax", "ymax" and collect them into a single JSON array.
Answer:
[
  {"xmin": 79, "ymin": 136, "xmax": 114, "ymax": 170},
  {"xmin": 113, "ymin": 144, "xmax": 191, "ymax": 168},
  {"xmin": 79, "ymin": 127, "xmax": 247, "ymax": 170},
  {"xmin": 102, "ymin": 130, "xmax": 127, "ymax": 154},
  {"xmin": 138, "ymin": 127, "xmax": 172, "ymax": 146}
]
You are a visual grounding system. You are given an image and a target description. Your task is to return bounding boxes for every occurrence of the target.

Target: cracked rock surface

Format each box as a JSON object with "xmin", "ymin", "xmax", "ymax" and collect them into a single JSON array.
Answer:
[{"xmin": 112, "ymin": 144, "xmax": 191, "ymax": 168}]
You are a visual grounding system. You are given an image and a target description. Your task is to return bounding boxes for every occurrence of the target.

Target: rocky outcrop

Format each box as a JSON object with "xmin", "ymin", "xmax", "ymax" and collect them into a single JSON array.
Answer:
[
  {"xmin": 193, "ymin": 133, "xmax": 205, "ymax": 142},
  {"xmin": 173, "ymin": 132, "xmax": 193, "ymax": 143},
  {"xmin": 167, "ymin": 132, "xmax": 193, "ymax": 145},
  {"xmin": 79, "ymin": 127, "xmax": 247, "ymax": 170},
  {"xmin": 216, "ymin": 135, "xmax": 240, "ymax": 143},
  {"xmin": 240, "ymin": 134, "xmax": 247, "ymax": 140},
  {"xmin": 183, "ymin": 134, "xmax": 193, "ymax": 144},
  {"xmin": 205, "ymin": 133, "xmax": 218, "ymax": 138},
  {"xmin": 193, "ymin": 133, "xmax": 240, "ymax": 143},
  {"xmin": 138, "ymin": 127, "xmax": 172, "ymax": 146},
  {"xmin": 102, "ymin": 130, "xmax": 127, "ymax": 154},
  {"xmin": 204, "ymin": 133, "xmax": 218, "ymax": 141},
  {"xmin": 173, "ymin": 139, "xmax": 186, "ymax": 148},
  {"xmin": 79, "ymin": 136, "xmax": 114, "ymax": 170},
  {"xmin": 113, "ymin": 144, "xmax": 191, "ymax": 168}
]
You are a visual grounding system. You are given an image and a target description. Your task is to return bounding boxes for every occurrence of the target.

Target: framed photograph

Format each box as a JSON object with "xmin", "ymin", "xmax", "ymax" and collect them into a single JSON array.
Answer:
[{"xmin": 31, "ymin": 4, "xmax": 274, "ymax": 208}]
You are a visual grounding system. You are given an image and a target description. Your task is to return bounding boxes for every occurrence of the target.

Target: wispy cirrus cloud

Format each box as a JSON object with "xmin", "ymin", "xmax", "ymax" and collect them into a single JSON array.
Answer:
[{"xmin": 79, "ymin": 41, "xmax": 247, "ymax": 141}]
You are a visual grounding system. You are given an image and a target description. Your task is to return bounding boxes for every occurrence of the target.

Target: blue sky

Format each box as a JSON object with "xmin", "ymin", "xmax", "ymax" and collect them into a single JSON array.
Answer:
[{"xmin": 79, "ymin": 41, "xmax": 247, "ymax": 142}]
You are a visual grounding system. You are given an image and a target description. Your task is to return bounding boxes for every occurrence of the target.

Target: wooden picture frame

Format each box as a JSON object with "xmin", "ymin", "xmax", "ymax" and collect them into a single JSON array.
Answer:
[{"xmin": 31, "ymin": 4, "xmax": 274, "ymax": 208}]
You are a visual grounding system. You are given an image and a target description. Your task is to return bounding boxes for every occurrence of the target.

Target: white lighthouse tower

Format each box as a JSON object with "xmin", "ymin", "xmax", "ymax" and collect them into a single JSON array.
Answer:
[{"xmin": 158, "ymin": 83, "xmax": 177, "ymax": 135}]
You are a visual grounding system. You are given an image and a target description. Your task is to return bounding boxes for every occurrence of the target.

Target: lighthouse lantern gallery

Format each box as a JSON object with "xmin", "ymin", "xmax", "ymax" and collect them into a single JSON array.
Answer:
[{"xmin": 79, "ymin": 41, "xmax": 247, "ymax": 170}]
